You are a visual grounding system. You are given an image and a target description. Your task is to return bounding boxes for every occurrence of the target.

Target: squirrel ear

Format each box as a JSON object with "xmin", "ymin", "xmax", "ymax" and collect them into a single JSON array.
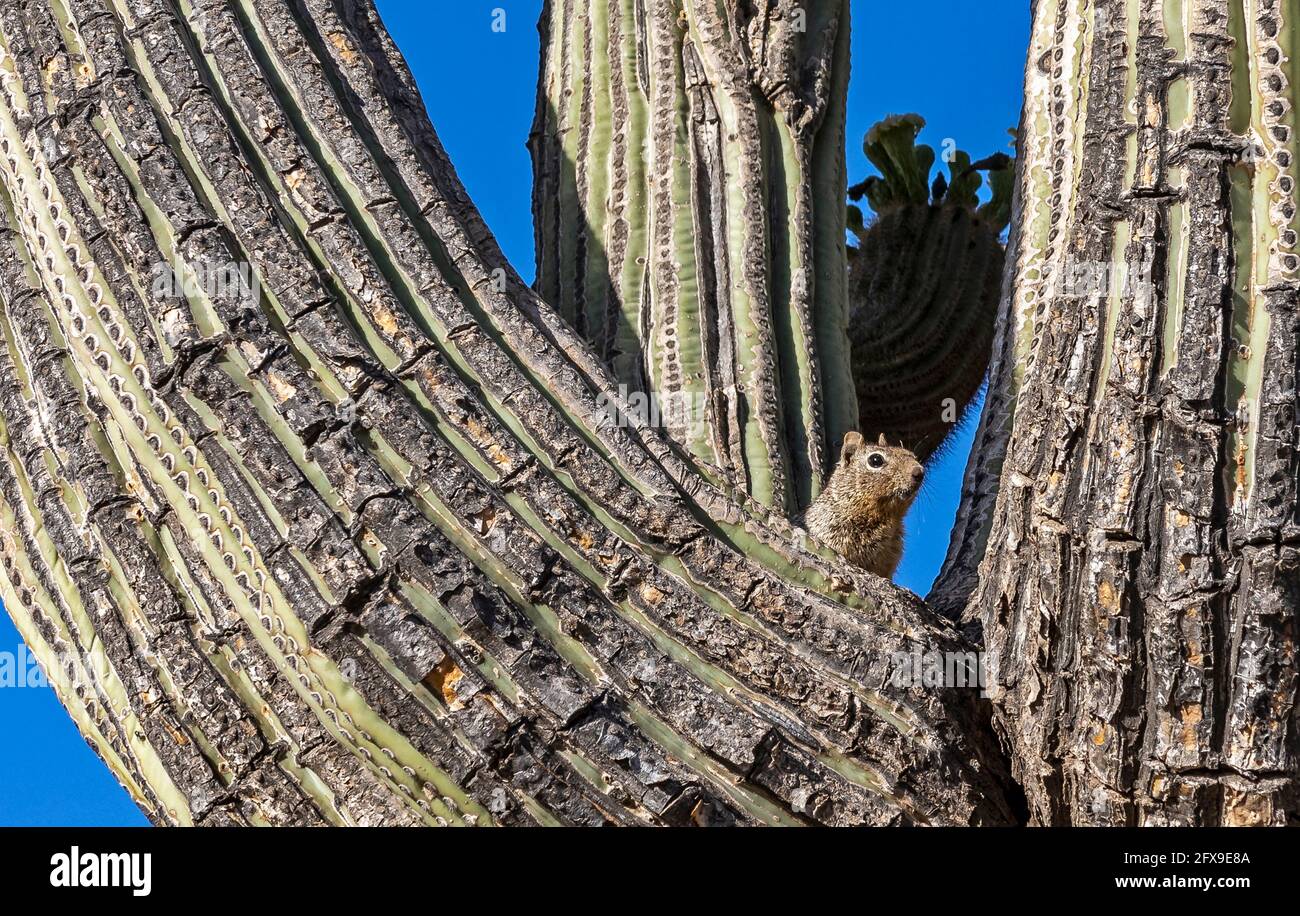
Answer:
[
  {"xmin": 877, "ymin": 432, "xmax": 888, "ymax": 447},
  {"xmin": 841, "ymin": 431, "xmax": 865, "ymax": 463}
]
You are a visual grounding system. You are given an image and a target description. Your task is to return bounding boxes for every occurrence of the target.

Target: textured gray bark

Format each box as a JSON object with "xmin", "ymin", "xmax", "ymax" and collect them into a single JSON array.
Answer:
[
  {"xmin": 939, "ymin": 0, "xmax": 1300, "ymax": 825},
  {"xmin": 5, "ymin": 0, "xmax": 1297, "ymax": 829}
]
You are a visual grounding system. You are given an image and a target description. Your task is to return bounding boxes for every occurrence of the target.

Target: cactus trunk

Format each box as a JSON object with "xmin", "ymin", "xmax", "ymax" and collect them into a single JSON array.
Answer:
[
  {"xmin": 6, "ymin": 0, "xmax": 1299, "ymax": 829},
  {"xmin": 529, "ymin": 0, "xmax": 859, "ymax": 513},
  {"xmin": 939, "ymin": 0, "xmax": 1300, "ymax": 824}
]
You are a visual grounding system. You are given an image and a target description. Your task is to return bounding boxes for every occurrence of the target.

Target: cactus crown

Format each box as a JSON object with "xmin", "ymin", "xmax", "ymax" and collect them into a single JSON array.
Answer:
[
  {"xmin": 848, "ymin": 114, "xmax": 1014, "ymax": 240},
  {"xmin": 845, "ymin": 115, "xmax": 1014, "ymax": 463}
]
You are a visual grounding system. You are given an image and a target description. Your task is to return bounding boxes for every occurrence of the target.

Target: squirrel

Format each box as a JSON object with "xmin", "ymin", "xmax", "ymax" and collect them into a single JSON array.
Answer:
[{"xmin": 799, "ymin": 431, "xmax": 924, "ymax": 578}]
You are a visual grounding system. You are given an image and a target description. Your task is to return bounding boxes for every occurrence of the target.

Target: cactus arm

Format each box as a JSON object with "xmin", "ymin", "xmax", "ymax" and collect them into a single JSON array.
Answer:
[
  {"xmin": 846, "ymin": 116, "xmax": 1013, "ymax": 463},
  {"xmin": 0, "ymin": 0, "xmax": 1016, "ymax": 826},
  {"xmin": 531, "ymin": 0, "xmax": 862, "ymax": 512}
]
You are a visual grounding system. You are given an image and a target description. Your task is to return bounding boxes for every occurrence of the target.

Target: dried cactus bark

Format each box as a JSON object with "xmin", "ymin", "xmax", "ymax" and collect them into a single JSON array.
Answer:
[
  {"xmin": 0, "ymin": 0, "xmax": 1013, "ymax": 826},
  {"xmin": 10, "ymin": 0, "xmax": 1296, "ymax": 830},
  {"xmin": 529, "ymin": 0, "xmax": 858, "ymax": 513},
  {"xmin": 940, "ymin": 0, "xmax": 1300, "ymax": 824}
]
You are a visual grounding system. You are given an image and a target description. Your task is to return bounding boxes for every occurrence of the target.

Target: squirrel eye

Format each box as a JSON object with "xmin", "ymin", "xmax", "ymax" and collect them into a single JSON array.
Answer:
[{"xmin": 867, "ymin": 452, "xmax": 886, "ymax": 469}]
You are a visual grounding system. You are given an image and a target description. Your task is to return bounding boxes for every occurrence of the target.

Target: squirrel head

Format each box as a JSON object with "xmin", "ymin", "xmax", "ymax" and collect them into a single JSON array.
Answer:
[{"xmin": 834, "ymin": 431, "xmax": 925, "ymax": 517}]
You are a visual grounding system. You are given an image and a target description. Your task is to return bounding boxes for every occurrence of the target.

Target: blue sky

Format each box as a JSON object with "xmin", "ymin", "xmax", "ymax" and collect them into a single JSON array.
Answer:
[{"xmin": 0, "ymin": 0, "xmax": 1030, "ymax": 826}]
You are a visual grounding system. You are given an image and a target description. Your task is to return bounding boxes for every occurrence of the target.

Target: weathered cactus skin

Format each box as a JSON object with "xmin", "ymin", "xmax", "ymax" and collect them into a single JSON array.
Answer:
[
  {"xmin": 0, "ymin": 0, "xmax": 1013, "ymax": 826},
  {"xmin": 7, "ymin": 0, "xmax": 1292, "ymax": 831},
  {"xmin": 846, "ymin": 115, "xmax": 1012, "ymax": 462},
  {"xmin": 529, "ymin": 0, "xmax": 859, "ymax": 513},
  {"xmin": 937, "ymin": 0, "xmax": 1300, "ymax": 825}
]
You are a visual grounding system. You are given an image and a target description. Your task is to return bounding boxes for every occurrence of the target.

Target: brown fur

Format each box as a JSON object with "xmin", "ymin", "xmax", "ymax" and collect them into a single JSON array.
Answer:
[{"xmin": 801, "ymin": 432, "xmax": 924, "ymax": 578}]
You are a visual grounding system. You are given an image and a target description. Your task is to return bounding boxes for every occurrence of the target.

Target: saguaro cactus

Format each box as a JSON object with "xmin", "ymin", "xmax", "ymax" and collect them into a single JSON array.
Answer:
[
  {"xmin": 0, "ymin": 0, "xmax": 1011, "ymax": 826},
  {"xmin": 529, "ymin": 0, "xmax": 858, "ymax": 512},
  {"xmin": 846, "ymin": 115, "xmax": 1013, "ymax": 462},
  {"xmin": 4, "ymin": 0, "xmax": 1299, "ymax": 828},
  {"xmin": 938, "ymin": 0, "xmax": 1300, "ymax": 824}
]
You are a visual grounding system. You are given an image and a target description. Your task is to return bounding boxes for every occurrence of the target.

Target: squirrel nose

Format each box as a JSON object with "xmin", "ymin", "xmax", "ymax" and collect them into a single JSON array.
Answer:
[{"xmin": 912, "ymin": 465, "xmax": 925, "ymax": 483}]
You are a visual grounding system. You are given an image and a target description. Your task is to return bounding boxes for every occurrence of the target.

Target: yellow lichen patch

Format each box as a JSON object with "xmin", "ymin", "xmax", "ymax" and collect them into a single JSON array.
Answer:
[
  {"xmin": 1092, "ymin": 726, "xmax": 1107, "ymax": 746},
  {"xmin": 1097, "ymin": 579, "xmax": 1119, "ymax": 612},
  {"xmin": 1179, "ymin": 703, "xmax": 1202, "ymax": 750},
  {"xmin": 264, "ymin": 371, "xmax": 298, "ymax": 403},
  {"xmin": 465, "ymin": 415, "xmax": 490, "ymax": 443},
  {"xmin": 327, "ymin": 32, "xmax": 359, "ymax": 65},
  {"xmin": 284, "ymin": 167, "xmax": 308, "ymax": 192},
  {"xmin": 423, "ymin": 657, "xmax": 466, "ymax": 712},
  {"xmin": 465, "ymin": 415, "xmax": 512, "ymax": 468},
  {"xmin": 1234, "ymin": 431, "xmax": 1249, "ymax": 494},
  {"xmin": 372, "ymin": 303, "xmax": 400, "ymax": 337},
  {"xmin": 162, "ymin": 720, "xmax": 190, "ymax": 747},
  {"xmin": 41, "ymin": 56, "xmax": 62, "ymax": 89},
  {"xmin": 1222, "ymin": 787, "xmax": 1274, "ymax": 826},
  {"xmin": 640, "ymin": 583, "xmax": 665, "ymax": 605}
]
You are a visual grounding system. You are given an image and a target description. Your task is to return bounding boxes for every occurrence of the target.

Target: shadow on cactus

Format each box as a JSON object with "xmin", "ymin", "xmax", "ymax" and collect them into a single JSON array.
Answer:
[{"xmin": 847, "ymin": 114, "xmax": 1013, "ymax": 463}]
